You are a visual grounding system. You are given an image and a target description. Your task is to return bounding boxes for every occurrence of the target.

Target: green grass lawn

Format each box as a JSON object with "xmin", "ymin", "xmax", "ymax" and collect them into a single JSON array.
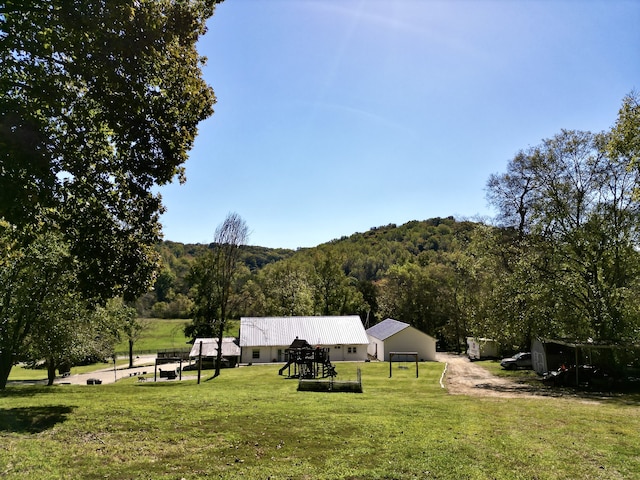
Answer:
[
  {"xmin": 1, "ymin": 361, "xmax": 639, "ymax": 479},
  {"xmin": 476, "ymin": 359, "xmax": 539, "ymax": 380},
  {"xmin": 114, "ymin": 318, "xmax": 240, "ymax": 354},
  {"xmin": 114, "ymin": 318, "xmax": 192, "ymax": 353}
]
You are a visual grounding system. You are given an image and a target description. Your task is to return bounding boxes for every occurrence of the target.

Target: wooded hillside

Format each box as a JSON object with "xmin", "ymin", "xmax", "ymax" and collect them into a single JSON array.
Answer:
[{"xmin": 138, "ymin": 217, "xmax": 481, "ymax": 351}]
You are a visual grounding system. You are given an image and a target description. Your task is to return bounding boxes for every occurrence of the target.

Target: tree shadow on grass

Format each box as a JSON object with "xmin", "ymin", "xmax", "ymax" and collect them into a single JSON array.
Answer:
[
  {"xmin": 0, "ymin": 406, "xmax": 74, "ymax": 433},
  {"xmin": 1, "ymin": 384, "xmax": 58, "ymax": 398},
  {"xmin": 476, "ymin": 377, "xmax": 640, "ymax": 406},
  {"xmin": 553, "ymin": 388, "xmax": 640, "ymax": 406}
]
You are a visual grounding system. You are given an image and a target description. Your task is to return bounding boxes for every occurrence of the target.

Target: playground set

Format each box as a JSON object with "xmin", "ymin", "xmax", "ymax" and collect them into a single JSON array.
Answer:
[
  {"xmin": 278, "ymin": 338, "xmax": 337, "ymax": 379},
  {"xmin": 278, "ymin": 338, "xmax": 362, "ymax": 393}
]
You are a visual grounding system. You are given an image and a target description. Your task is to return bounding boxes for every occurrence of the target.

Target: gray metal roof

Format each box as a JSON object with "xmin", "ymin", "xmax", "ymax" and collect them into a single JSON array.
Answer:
[
  {"xmin": 366, "ymin": 318, "xmax": 410, "ymax": 341},
  {"xmin": 189, "ymin": 338, "xmax": 241, "ymax": 358},
  {"xmin": 239, "ymin": 316, "xmax": 369, "ymax": 347}
]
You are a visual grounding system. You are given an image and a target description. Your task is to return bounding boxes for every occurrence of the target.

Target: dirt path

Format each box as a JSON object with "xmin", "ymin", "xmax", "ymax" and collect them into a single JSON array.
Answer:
[{"xmin": 437, "ymin": 352, "xmax": 547, "ymax": 399}]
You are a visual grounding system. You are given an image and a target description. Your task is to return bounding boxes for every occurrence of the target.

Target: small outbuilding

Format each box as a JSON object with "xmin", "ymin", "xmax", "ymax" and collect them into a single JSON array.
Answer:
[
  {"xmin": 366, "ymin": 318, "xmax": 437, "ymax": 362},
  {"xmin": 189, "ymin": 338, "xmax": 241, "ymax": 367},
  {"xmin": 531, "ymin": 338, "xmax": 570, "ymax": 375}
]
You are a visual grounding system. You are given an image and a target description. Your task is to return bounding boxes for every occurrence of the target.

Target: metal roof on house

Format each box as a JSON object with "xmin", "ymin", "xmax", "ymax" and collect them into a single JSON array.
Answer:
[
  {"xmin": 239, "ymin": 316, "xmax": 369, "ymax": 347},
  {"xmin": 366, "ymin": 318, "xmax": 410, "ymax": 341},
  {"xmin": 189, "ymin": 338, "xmax": 241, "ymax": 358}
]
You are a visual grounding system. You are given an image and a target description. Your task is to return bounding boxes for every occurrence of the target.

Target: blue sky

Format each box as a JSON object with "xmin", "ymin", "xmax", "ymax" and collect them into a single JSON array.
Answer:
[{"xmin": 157, "ymin": 0, "xmax": 640, "ymax": 249}]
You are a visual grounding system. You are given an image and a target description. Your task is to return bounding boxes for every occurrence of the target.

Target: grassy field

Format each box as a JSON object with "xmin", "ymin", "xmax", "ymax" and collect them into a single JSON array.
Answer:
[
  {"xmin": 1, "ymin": 361, "xmax": 639, "ymax": 479},
  {"xmin": 114, "ymin": 318, "xmax": 192, "ymax": 353},
  {"xmin": 113, "ymin": 318, "xmax": 241, "ymax": 354},
  {"xmin": 475, "ymin": 359, "xmax": 540, "ymax": 380}
]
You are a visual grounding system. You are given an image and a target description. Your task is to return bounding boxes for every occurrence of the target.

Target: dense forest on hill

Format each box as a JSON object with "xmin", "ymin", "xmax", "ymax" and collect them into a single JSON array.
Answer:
[{"xmin": 137, "ymin": 217, "xmax": 481, "ymax": 351}]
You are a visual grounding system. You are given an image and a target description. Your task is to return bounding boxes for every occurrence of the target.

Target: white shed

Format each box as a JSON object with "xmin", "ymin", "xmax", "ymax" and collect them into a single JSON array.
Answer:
[
  {"xmin": 239, "ymin": 316, "xmax": 369, "ymax": 364},
  {"xmin": 366, "ymin": 318, "xmax": 437, "ymax": 362},
  {"xmin": 189, "ymin": 338, "xmax": 241, "ymax": 358},
  {"xmin": 189, "ymin": 338, "xmax": 241, "ymax": 366}
]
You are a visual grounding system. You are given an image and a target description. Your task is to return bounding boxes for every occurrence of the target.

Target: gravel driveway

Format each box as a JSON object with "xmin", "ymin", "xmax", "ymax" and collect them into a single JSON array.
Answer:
[{"xmin": 437, "ymin": 352, "xmax": 546, "ymax": 399}]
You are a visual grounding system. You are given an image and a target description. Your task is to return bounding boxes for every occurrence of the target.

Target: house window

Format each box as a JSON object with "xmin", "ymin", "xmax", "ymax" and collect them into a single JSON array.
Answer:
[
  {"xmin": 352, "ymin": 346, "xmax": 357, "ymax": 354},
  {"xmin": 252, "ymin": 349, "xmax": 260, "ymax": 359}
]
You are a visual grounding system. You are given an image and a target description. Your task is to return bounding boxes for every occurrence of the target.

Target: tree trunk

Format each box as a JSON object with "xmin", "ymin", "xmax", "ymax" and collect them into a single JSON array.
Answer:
[
  {"xmin": 0, "ymin": 350, "xmax": 14, "ymax": 390},
  {"xmin": 46, "ymin": 358, "xmax": 56, "ymax": 386},
  {"xmin": 213, "ymin": 324, "xmax": 224, "ymax": 379},
  {"xmin": 129, "ymin": 339, "xmax": 134, "ymax": 368}
]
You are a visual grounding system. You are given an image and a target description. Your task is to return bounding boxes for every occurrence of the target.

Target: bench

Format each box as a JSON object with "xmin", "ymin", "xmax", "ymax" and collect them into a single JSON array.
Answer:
[{"xmin": 159, "ymin": 369, "xmax": 177, "ymax": 380}]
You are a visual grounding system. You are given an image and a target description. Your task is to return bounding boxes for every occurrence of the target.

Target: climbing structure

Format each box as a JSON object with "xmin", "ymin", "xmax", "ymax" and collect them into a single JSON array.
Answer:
[{"xmin": 278, "ymin": 338, "xmax": 337, "ymax": 379}]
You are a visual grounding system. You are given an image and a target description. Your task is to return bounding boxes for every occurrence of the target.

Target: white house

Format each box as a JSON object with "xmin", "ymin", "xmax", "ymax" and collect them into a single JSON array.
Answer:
[
  {"xmin": 366, "ymin": 318, "xmax": 437, "ymax": 361},
  {"xmin": 239, "ymin": 316, "xmax": 369, "ymax": 364}
]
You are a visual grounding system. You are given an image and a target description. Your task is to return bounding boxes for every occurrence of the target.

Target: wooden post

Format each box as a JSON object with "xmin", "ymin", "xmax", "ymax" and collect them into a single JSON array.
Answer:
[
  {"xmin": 389, "ymin": 352, "xmax": 419, "ymax": 378},
  {"xmin": 197, "ymin": 341, "xmax": 203, "ymax": 384},
  {"xmin": 575, "ymin": 346, "xmax": 579, "ymax": 387}
]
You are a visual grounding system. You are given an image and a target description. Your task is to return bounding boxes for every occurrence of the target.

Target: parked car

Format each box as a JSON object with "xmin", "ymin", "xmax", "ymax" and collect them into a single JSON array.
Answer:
[{"xmin": 500, "ymin": 352, "xmax": 532, "ymax": 370}]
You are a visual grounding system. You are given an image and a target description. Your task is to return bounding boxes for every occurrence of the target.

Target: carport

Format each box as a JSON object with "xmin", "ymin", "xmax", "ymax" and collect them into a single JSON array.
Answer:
[{"xmin": 532, "ymin": 338, "xmax": 640, "ymax": 387}]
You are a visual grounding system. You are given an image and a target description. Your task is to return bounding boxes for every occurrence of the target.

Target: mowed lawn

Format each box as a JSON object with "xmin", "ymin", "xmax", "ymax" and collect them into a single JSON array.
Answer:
[
  {"xmin": 1, "ymin": 361, "xmax": 639, "ymax": 480},
  {"xmin": 113, "ymin": 318, "xmax": 240, "ymax": 354},
  {"xmin": 114, "ymin": 318, "xmax": 193, "ymax": 353}
]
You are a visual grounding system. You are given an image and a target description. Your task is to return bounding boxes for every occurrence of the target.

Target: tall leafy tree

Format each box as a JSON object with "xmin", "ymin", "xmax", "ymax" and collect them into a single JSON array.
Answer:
[
  {"xmin": 608, "ymin": 91, "xmax": 640, "ymax": 171},
  {"xmin": 377, "ymin": 263, "xmax": 440, "ymax": 334},
  {"xmin": 188, "ymin": 213, "xmax": 248, "ymax": 379},
  {"xmin": 258, "ymin": 260, "xmax": 313, "ymax": 316},
  {"xmin": 111, "ymin": 298, "xmax": 147, "ymax": 369},
  {"xmin": 0, "ymin": 0, "xmax": 220, "ymax": 386},
  {"xmin": 154, "ymin": 268, "xmax": 177, "ymax": 303},
  {"xmin": 431, "ymin": 250, "xmax": 487, "ymax": 353},
  {"xmin": 0, "ymin": 226, "xmax": 73, "ymax": 388},
  {"xmin": 26, "ymin": 298, "xmax": 121, "ymax": 386},
  {"xmin": 309, "ymin": 249, "xmax": 365, "ymax": 316},
  {"xmin": 486, "ymin": 122, "xmax": 640, "ymax": 344},
  {"xmin": 0, "ymin": 0, "xmax": 220, "ymax": 299},
  {"xmin": 486, "ymin": 151, "xmax": 539, "ymax": 241},
  {"xmin": 0, "ymin": 225, "xmax": 118, "ymax": 388}
]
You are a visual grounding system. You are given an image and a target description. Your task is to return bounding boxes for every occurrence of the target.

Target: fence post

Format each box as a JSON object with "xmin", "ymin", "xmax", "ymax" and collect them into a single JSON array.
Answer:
[{"xmin": 197, "ymin": 341, "xmax": 203, "ymax": 385}]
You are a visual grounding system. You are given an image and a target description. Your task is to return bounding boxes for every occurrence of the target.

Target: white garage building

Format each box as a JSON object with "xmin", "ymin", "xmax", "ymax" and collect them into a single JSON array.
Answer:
[
  {"xmin": 366, "ymin": 318, "xmax": 437, "ymax": 361},
  {"xmin": 239, "ymin": 316, "xmax": 369, "ymax": 364}
]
